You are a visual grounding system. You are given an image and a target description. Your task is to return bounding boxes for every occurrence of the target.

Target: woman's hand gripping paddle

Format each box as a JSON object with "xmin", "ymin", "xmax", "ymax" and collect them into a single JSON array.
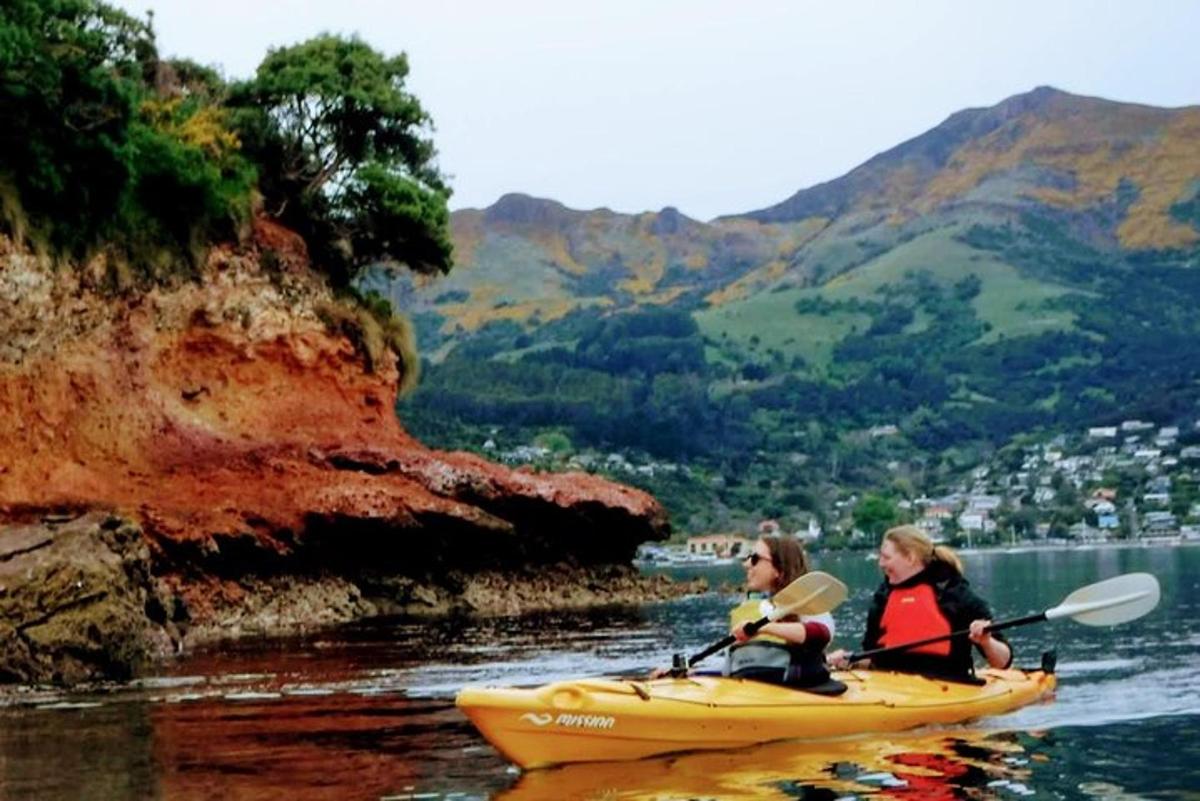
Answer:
[
  {"xmin": 845, "ymin": 571, "xmax": 1161, "ymax": 665},
  {"xmin": 675, "ymin": 571, "xmax": 848, "ymax": 674}
]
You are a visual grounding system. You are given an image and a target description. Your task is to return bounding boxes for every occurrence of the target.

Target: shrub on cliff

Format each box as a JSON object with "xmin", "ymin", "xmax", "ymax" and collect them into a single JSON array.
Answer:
[
  {"xmin": 0, "ymin": 0, "xmax": 254, "ymax": 271},
  {"xmin": 316, "ymin": 289, "xmax": 421, "ymax": 390},
  {"xmin": 1, "ymin": 0, "xmax": 143, "ymax": 253}
]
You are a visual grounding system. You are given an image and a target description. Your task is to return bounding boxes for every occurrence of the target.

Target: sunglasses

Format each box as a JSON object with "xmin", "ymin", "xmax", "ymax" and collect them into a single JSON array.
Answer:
[{"xmin": 744, "ymin": 553, "xmax": 773, "ymax": 567}]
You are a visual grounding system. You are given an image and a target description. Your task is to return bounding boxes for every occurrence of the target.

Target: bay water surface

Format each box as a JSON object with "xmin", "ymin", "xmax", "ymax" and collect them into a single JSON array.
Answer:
[{"xmin": 1, "ymin": 546, "xmax": 1197, "ymax": 800}]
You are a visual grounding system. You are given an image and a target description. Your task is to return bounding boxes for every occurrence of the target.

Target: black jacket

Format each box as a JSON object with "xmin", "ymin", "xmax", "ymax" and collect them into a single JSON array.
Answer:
[{"xmin": 862, "ymin": 560, "xmax": 1011, "ymax": 679}]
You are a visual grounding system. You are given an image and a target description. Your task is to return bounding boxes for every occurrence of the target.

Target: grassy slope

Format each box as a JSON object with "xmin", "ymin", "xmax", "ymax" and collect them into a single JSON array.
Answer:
[{"xmin": 696, "ymin": 226, "xmax": 1079, "ymax": 373}]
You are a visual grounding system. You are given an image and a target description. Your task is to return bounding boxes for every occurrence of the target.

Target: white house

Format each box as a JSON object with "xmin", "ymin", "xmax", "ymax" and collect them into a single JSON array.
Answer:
[
  {"xmin": 687, "ymin": 534, "xmax": 752, "ymax": 558},
  {"xmin": 916, "ymin": 516, "xmax": 943, "ymax": 538},
  {"xmin": 796, "ymin": 518, "xmax": 823, "ymax": 542},
  {"xmin": 968, "ymin": 495, "xmax": 1002, "ymax": 512},
  {"xmin": 1142, "ymin": 511, "xmax": 1178, "ymax": 535},
  {"xmin": 1087, "ymin": 499, "xmax": 1117, "ymax": 515},
  {"xmin": 959, "ymin": 512, "xmax": 986, "ymax": 531}
]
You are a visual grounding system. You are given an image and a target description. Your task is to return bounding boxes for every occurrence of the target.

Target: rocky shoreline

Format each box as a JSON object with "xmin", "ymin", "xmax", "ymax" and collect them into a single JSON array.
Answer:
[
  {"xmin": 0, "ymin": 512, "xmax": 703, "ymax": 685},
  {"xmin": 0, "ymin": 229, "xmax": 695, "ymax": 686}
]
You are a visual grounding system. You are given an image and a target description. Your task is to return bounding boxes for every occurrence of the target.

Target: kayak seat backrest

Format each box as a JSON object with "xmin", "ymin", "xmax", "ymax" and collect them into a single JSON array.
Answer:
[{"xmin": 795, "ymin": 678, "xmax": 848, "ymax": 696}]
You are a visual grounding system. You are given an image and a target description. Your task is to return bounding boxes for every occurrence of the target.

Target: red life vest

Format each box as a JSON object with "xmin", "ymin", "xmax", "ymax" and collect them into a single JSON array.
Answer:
[{"xmin": 878, "ymin": 583, "xmax": 952, "ymax": 657}]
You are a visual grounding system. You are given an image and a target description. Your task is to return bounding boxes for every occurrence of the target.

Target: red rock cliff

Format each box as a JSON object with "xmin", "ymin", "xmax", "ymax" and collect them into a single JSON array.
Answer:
[{"xmin": 0, "ymin": 225, "xmax": 676, "ymax": 680}]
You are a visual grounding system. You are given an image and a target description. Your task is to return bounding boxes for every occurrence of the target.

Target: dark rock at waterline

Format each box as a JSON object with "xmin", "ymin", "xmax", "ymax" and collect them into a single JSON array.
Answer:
[
  {"xmin": 0, "ymin": 513, "xmax": 177, "ymax": 684},
  {"xmin": 363, "ymin": 565, "xmax": 707, "ymax": 618},
  {"xmin": 170, "ymin": 565, "xmax": 705, "ymax": 645},
  {"xmin": 0, "ymin": 512, "xmax": 704, "ymax": 685}
]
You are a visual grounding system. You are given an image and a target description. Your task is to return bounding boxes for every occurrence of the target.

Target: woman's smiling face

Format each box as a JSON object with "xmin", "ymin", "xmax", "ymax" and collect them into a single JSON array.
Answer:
[
  {"xmin": 878, "ymin": 538, "xmax": 924, "ymax": 585},
  {"xmin": 743, "ymin": 539, "xmax": 780, "ymax": 593}
]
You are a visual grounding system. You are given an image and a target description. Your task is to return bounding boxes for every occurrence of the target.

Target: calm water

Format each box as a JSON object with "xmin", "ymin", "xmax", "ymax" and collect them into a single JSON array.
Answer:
[{"xmin": 1, "ymin": 546, "xmax": 1197, "ymax": 800}]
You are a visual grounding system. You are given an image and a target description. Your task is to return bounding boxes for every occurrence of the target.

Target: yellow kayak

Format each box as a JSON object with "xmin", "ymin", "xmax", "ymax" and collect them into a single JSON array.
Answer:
[{"xmin": 456, "ymin": 668, "xmax": 1056, "ymax": 769}]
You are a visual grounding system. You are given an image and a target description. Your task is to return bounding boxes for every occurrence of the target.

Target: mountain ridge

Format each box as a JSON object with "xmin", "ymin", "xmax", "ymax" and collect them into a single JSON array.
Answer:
[{"xmin": 397, "ymin": 86, "xmax": 1198, "ymax": 341}]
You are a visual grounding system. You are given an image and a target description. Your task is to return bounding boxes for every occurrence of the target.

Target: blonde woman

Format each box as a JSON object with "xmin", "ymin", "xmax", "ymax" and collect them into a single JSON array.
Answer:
[{"xmin": 828, "ymin": 525, "xmax": 1011, "ymax": 679}]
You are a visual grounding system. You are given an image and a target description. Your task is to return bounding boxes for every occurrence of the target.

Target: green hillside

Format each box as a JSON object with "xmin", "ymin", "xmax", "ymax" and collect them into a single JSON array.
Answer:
[
  {"xmin": 391, "ymin": 87, "xmax": 1200, "ymax": 535},
  {"xmin": 697, "ymin": 226, "xmax": 1081, "ymax": 375}
]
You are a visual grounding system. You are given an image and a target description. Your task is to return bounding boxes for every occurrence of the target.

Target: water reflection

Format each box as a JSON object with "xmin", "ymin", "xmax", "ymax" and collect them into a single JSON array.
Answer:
[
  {"xmin": 150, "ymin": 694, "xmax": 506, "ymax": 801},
  {"xmin": 499, "ymin": 730, "xmax": 1040, "ymax": 801},
  {"xmin": 0, "ymin": 547, "xmax": 1197, "ymax": 800},
  {"xmin": 0, "ymin": 703, "xmax": 160, "ymax": 799}
]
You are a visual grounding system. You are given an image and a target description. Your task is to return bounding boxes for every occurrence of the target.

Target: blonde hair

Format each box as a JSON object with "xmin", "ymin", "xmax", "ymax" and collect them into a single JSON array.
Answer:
[
  {"xmin": 760, "ymin": 534, "xmax": 811, "ymax": 593},
  {"xmin": 883, "ymin": 525, "xmax": 963, "ymax": 575}
]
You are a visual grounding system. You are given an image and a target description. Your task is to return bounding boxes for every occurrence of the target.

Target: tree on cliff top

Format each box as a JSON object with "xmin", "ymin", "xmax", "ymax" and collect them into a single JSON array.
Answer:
[
  {"xmin": 231, "ymin": 35, "xmax": 453, "ymax": 287},
  {"xmin": 1, "ymin": 3, "xmax": 451, "ymax": 294}
]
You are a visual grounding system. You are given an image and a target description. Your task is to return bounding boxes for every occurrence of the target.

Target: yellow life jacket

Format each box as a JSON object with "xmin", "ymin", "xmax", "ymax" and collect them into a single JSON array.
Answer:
[
  {"xmin": 727, "ymin": 596, "xmax": 834, "ymax": 688},
  {"xmin": 729, "ymin": 597, "xmax": 788, "ymax": 645}
]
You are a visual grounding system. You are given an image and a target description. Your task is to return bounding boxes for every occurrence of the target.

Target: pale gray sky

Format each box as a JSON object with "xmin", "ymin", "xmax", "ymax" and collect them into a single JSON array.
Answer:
[{"xmin": 111, "ymin": 0, "xmax": 1200, "ymax": 221}]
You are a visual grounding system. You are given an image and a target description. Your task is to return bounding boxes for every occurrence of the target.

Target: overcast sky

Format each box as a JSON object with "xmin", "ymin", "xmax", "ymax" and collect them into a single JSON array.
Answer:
[{"xmin": 111, "ymin": 1, "xmax": 1200, "ymax": 221}]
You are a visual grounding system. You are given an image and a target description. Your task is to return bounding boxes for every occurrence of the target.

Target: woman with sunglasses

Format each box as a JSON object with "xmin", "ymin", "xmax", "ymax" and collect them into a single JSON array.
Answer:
[
  {"xmin": 652, "ymin": 534, "xmax": 835, "ymax": 686},
  {"xmin": 727, "ymin": 534, "xmax": 836, "ymax": 687}
]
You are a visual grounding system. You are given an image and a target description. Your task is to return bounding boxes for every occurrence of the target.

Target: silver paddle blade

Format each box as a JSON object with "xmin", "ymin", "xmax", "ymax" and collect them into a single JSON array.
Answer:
[{"xmin": 1047, "ymin": 572, "xmax": 1161, "ymax": 626}]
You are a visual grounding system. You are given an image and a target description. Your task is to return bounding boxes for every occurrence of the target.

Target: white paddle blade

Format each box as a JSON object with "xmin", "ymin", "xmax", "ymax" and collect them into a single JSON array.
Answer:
[
  {"xmin": 770, "ymin": 571, "xmax": 848, "ymax": 619},
  {"xmin": 1047, "ymin": 572, "xmax": 1161, "ymax": 626}
]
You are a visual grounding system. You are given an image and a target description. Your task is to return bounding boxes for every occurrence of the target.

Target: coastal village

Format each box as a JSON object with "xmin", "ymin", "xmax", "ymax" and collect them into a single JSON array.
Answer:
[
  {"xmin": 909, "ymin": 418, "xmax": 1200, "ymax": 547},
  {"xmin": 489, "ymin": 417, "xmax": 1200, "ymax": 558}
]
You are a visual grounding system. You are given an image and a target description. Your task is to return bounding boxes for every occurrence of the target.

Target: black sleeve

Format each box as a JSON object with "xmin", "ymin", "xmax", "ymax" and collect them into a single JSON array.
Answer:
[
  {"xmin": 954, "ymin": 584, "xmax": 993, "ymax": 623},
  {"xmin": 861, "ymin": 584, "xmax": 888, "ymax": 652},
  {"xmin": 956, "ymin": 584, "xmax": 1013, "ymax": 667}
]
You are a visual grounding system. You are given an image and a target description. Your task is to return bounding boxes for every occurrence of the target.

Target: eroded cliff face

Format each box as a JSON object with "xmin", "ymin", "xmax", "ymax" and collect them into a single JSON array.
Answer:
[{"xmin": 0, "ymin": 223, "xmax": 678, "ymax": 682}]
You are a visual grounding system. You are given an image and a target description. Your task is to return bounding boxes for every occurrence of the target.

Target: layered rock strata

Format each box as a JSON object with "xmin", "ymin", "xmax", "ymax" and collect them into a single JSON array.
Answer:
[{"xmin": 0, "ymin": 225, "xmax": 681, "ymax": 683}]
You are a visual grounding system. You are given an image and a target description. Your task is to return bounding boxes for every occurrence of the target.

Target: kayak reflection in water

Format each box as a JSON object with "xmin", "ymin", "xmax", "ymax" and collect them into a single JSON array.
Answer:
[
  {"xmin": 496, "ymin": 730, "xmax": 1039, "ymax": 801},
  {"xmin": 652, "ymin": 535, "xmax": 835, "ymax": 687},
  {"xmin": 827, "ymin": 525, "xmax": 1012, "ymax": 680}
]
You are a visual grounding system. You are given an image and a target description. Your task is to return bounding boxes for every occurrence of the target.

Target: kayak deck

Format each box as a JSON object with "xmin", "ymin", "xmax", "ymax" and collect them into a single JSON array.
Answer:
[{"xmin": 456, "ymin": 669, "xmax": 1056, "ymax": 768}]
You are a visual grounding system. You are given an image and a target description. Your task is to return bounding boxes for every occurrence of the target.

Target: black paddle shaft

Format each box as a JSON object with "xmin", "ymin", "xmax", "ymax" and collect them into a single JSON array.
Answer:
[
  {"xmin": 846, "ymin": 611, "xmax": 1047, "ymax": 663},
  {"xmin": 685, "ymin": 617, "xmax": 768, "ymax": 668}
]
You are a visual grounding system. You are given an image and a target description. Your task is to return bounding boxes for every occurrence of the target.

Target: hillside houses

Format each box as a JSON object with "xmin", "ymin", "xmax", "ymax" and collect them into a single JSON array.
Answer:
[
  {"xmin": 849, "ymin": 415, "xmax": 1200, "ymax": 549},
  {"xmin": 911, "ymin": 419, "xmax": 1200, "ymax": 544},
  {"xmin": 806, "ymin": 417, "xmax": 1197, "ymax": 546},
  {"xmin": 490, "ymin": 416, "xmax": 1198, "ymax": 547}
]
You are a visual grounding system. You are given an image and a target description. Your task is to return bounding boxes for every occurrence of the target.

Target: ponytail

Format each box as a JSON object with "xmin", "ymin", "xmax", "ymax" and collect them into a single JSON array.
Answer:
[{"xmin": 931, "ymin": 544, "xmax": 963, "ymax": 575}]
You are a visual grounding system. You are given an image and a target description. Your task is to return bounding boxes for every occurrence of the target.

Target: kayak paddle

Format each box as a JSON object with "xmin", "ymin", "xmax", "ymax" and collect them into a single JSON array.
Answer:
[
  {"xmin": 846, "ymin": 571, "xmax": 1161, "ymax": 664},
  {"xmin": 679, "ymin": 570, "xmax": 848, "ymax": 671}
]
